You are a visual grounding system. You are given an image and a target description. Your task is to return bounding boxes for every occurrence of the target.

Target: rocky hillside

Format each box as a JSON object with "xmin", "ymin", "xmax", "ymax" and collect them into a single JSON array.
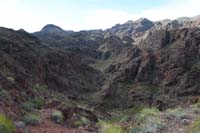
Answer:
[
  {"xmin": 0, "ymin": 15, "xmax": 200, "ymax": 132},
  {"xmin": 0, "ymin": 27, "xmax": 104, "ymax": 117}
]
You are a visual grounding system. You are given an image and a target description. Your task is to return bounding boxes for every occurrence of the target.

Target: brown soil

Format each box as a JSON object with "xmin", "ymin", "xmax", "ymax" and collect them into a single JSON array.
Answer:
[{"xmin": 27, "ymin": 109, "xmax": 76, "ymax": 133}]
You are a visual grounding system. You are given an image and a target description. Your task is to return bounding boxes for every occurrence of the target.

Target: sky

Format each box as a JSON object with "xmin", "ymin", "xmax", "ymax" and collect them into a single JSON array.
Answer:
[{"xmin": 0, "ymin": 0, "xmax": 200, "ymax": 32}]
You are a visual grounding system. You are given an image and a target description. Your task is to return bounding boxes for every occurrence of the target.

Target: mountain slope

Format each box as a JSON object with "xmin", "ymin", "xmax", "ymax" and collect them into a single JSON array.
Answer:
[
  {"xmin": 0, "ymin": 27, "xmax": 104, "ymax": 118},
  {"xmin": 0, "ymin": 15, "xmax": 200, "ymax": 132}
]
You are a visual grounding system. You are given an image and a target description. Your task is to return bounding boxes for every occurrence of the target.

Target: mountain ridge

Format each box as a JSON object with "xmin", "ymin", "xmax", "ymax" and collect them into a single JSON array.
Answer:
[{"xmin": 0, "ymin": 14, "xmax": 200, "ymax": 132}]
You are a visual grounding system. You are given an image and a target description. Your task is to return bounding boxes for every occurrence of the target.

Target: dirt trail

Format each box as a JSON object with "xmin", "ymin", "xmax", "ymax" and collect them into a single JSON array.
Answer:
[{"xmin": 27, "ymin": 109, "xmax": 76, "ymax": 133}]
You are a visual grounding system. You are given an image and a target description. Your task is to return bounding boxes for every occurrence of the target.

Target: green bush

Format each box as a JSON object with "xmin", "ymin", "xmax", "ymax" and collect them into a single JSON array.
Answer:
[
  {"xmin": 131, "ymin": 108, "xmax": 165, "ymax": 133},
  {"xmin": 105, "ymin": 125, "xmax": 124, "ymax": 133},
  {"xmin": 31, "ymin": 98, "xmax": 45, "ymax": 109},
  {"xmin": 145, "ymin": 117, "xmax": 165, "ymax": 132},
  {"xmin": 134, "ymin": 108, "xmax": 160, "ymax": 123},
  {"xmin": 51, "ymin": 111, "xmax": 64, "ymax": 124},
  {"xmin": 119, "ymin": 115, "xmax": 131, "ymax": 122},
  {"xmin": 22, "ymin": 113, "xmax": 41, "ymax": 125},
  {"xmin": 21, "ymin": 102, "xmax": 35, "ymax": 111},
  {"xmin": 130, "ymin": 126, "xmax": 147, "ymax": 133},
  {"xmin": 99, "ymin": 121, "xmax": 124, "ymax": 133},
  {"xmin": 0, "ymin": 114, "xmax": 15, "ymax": 133},
  {"xmin": 0, "ymin": 90, "xmax": 11, "ymax": 100},
  {"xmin": 192, "ymin": 102, "xmax": 200, "ymax": 108},
  {"xmin": 165, "ymin": 107, "xmax": 188, "ymax": 120},
  {"xmin": 108, "ymin": 106, "xmax": 143, "ymax": 123},
  {"xmin": 22, "ymin": 98, "xmax": 45, "ymax": 111},
  {"xmin": 73, "ymin": 116, "xmax": 91, "ymax": 128},
  {"xmin": 186, "ymin": 119, "xmax": 200, "ymax": 133},
  {"xmin": 0, "ymin": 90, "xmax": 8, "ymax": 97}
]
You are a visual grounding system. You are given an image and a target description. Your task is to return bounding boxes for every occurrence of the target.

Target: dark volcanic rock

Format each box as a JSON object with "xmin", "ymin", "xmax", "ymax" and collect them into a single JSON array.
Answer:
[
  {"xmin": 1, "ymin": 15, "xmax": 200, "ymax": 114},
  {"xmin": 0, "ymin": 27, "xmax": 103, "ymax": 98}
]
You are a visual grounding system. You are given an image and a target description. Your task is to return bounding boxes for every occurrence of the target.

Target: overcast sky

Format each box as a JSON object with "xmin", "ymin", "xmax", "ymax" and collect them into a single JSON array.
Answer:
[{"xmin": 0, "ymin": 0, "xmax": 200, "ymax": 32}]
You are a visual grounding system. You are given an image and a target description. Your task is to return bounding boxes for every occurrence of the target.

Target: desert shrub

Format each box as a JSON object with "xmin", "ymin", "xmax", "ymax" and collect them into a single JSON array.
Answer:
[
  {"xmin": 0, "ymin": 90, "xmax": 8, "ymax": 97},
  {"xmin": 22, "ymin": 113, "xmax": 41, "ymax": 125},
  {"xmin": 130, "ymin": 117, "xmax": 165, "ymax": 133},
  {"xmin": 105, "ymin": 125, "xmax": 124, "ymax": 133},
  {"xmin": 51, "ymin": 110, "xmax": 64, "ymax": 124},
  {"xmin": 165, "ymin": 107, "xmax": 188, "ymax": 120},
  {"xmin": 144, "ymin": 117, "xmax": 165, "ymax": 132},
  {"xmin": 0, "ymin": 89, "xmax": 11, "ymax": 101},
  {"xmin": 119, "ymin": 115, "xmax": 131, "ymax": 122},
  {"xmin": 32, "ymin": 84, "xmax": 48, "ymax": 96},
  {"xmin": 192, "ymin": 102, "xmax": 200, "ymax": 108},
  {"xmin": 0, "ymin": 114, "xmax": 15, "ymax": 133},
  {"xmin": 21, "ymin": 102, "xmax": 35, "ymax": 111},
  {"xmin": 108, "ymin": 106, "xmax": 143, "ymax": 123},
  {"xmin": 6, "ymin": 76, "xmax": 15, "ymax": 83},
  {"xmin": 99, "ymin": 121, "xmax": 124, "ymax": 133},
  {"xmin": 130, "ymin": 108, "xmax": 165, "ymax": 133},
  {"xmin": 130, "ymin": 126, "xmax": 147, "ymax": 133},
  {"xmin": 73, "ymin": 116, "xmax": 91, "ymax": 128},
  {"xmin": 21, "ymin": 98, "xmax": 45, "ymax": 111},
  {"xmin": 186, "ymin": 119, "xmax": 200, "ymax": 133},
  {"xmin": 73, "ymin": 120, "xmax": 83, "ymax": 128},
  {"xmin": 134, "ymin": 108, "xmax": 160, "ymax": 123},
  {"xmin": 31, "ymin": 98, "xmax": 45, "ymax": 109},
  {"xmin": 192, "ymin": 62, "xmax": 200, "ymax": 70}
]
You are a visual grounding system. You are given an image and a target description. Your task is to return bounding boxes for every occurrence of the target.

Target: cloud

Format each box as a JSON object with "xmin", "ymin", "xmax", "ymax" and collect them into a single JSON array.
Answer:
[
  {"xmin": 0, "ymin": 0, "xmax": 200, "ymax": 32},
  {"xmin": 141, "ymin": 0, "xmax": 200, "ymax": 20},
  {"xmin": 74, "ymin": 9, "xmax": 138, "ymax": 30},
  {"xmin": 74, "ymin": 0, "xmax": 200, "ymax": 31}
]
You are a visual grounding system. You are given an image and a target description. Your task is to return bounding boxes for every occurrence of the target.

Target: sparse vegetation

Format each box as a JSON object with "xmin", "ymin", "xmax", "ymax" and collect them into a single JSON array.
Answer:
[
  {"xmin": 0, "ymin": 89, "xmax": 10, "ymax": 100},
  {"xmin": 73, "ymin": 116, "xmax": 91, "ymax": 127},
  {"xmin": 186, "ymin": 119, "xmax": 200, "ymax": 133},
  {"xmin": 108, "ymin": 106, "xmax": 143, "ymax": 123},
  {"xmin": 21, "ymin": 98, "xmax": 45, "ymax": 111},
  {"xmin": 32, "ymin": 84, "xmax": 49, "ymax": 97},
  {"xmin": 130, "ymin": 126, "xmax": 147, "ymax": 133},
  {"xmin": 192, "ymin": 102, "xmax": 200, "ymax": 108},
  {"xmin": 31, "ymin": 98, "xmax": 45, "ymax": 109},
  {"xmin": 99, "ymin": 121, "xmax": 124, "ymax": 133},
  {"xmin": 192, "ymin": 62, "xmax": 200, "ymax": 70},
  {"xmin": 22, "ymin": 113, "xmax": 41, "ymax": 125},
  {"xmin": 130, "ymin": 108, "xmax": 165, "ymax": 133},
  {"xmin": 165, "ymin": 107, "xmax": 188, "ymax": 120},
  {"xmin": 0, "ymin": 114, "xmax": 15, "ymax": 133},
  {"xmin": 119, "ymin": 115, "xmax": 131, "ymax": 122},
  {"xmin": 21, "ymin": 102, "xmax": 35, "ymax": 111},
  {"xmin": 134, "ymin": 108, "xmax": 160, "ymax": 123}
]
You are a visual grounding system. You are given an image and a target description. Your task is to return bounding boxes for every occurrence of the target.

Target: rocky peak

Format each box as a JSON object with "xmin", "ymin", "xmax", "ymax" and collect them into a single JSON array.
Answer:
[
  {"xmin": 175, "ymin": 17, "xmax": 191, "ymax": 22},
  {"xmin": 41, "ymin": 24, "xmax": 64, "ymax": 33},
  {"xmin": 135, "ymin": 18, "xmax": 153, "ymax": 25},
  {"xmin": 105, "ymin": 18, "xmax": 154, "ymax": 39}
]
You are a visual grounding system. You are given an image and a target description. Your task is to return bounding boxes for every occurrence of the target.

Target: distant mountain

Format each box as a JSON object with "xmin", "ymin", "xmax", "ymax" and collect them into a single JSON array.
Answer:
[
  {"xmin": 104, "ymin": 18, "xmax": 154, "ymax": 40},
  {"xmin": 32, "ymin": 15, "xmax": 200, "ymax": 109},
  {"xmin": 41, "ymin": 24, "xmax": 64, "ymax": 33}
]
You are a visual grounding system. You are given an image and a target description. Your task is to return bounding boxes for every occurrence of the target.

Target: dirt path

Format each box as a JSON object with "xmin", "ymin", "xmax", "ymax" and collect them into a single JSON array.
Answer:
[{"xmin": 27, "ymin": 109, "xmax": 76, "ymax": 133}]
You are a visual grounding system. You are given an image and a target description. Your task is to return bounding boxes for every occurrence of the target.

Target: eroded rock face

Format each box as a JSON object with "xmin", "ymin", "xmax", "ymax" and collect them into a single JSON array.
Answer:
[
  {"xmin": 104, "ymin": 18, "xmax": 154, "ymax": 40},
  {"xmin": 0, "ymin": 27, "xmax": 104, "ymax": 100},
  {"xmin": 103, "ymin": 28, "xmax": 200, "ymax": 108}
]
